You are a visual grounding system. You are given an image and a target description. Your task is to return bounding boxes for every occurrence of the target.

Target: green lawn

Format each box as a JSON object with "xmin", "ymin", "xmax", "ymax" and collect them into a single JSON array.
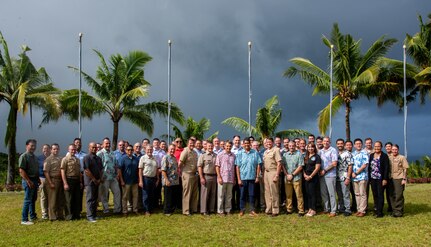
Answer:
[{"xmin": 0, "ymin": 184, "xmax": 430, "ymax": 246}]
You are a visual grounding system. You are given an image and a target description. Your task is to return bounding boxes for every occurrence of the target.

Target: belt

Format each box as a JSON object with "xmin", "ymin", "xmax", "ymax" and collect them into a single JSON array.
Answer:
[
  {"xmin": 67, "ymin": 176, "xmax": 80, "ymax": 179},
  {"xmin": 265, "ymin": 169, "xmax": 277, "ymax": 172},
  {"xmin": 204, "ymin": 173, "xmax": 217, "ymax": 176},
  {"xmin": 144, "ymin": 176, "xmax": 156, "ymax": 179},
  {"xmin": 51, "ymin": 176, "xmax": 62, "ymax": 179}
]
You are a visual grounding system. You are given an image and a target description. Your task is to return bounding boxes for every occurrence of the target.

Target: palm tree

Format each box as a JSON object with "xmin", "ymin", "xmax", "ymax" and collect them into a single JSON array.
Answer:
[
  {"xmin": 222, "ymin": 95, "xmax": 309, "ymax": 140},
  {"xmin": 167, "ymin": 117, "xmax": 219, "ymax": 143},
  {"xmin": 284, "ymin": 23, "xmax": 416, "ymax": 140},
  {"xmin": 65, "ymin": 50, "xmax": 184, "ymax": 150},
  {"xmin": 405, "ymin": 13, "xmax": 431, "ymax": 102},
  {"xmin": 0, "ymin": 32, "xmax": 61, "ymax": 185}
]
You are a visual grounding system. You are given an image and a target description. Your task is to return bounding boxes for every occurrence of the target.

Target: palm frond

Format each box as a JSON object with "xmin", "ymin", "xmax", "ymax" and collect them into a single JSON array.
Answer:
[{"xmin": 317, "ymin": 94, "xmax": 344, "ymax": 135}]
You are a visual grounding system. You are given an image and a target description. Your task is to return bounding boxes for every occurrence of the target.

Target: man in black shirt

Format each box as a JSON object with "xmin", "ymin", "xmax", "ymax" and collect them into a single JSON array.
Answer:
[{"xmin": 83, "ymin": 142, "xmax": 103, "ymax": 223}]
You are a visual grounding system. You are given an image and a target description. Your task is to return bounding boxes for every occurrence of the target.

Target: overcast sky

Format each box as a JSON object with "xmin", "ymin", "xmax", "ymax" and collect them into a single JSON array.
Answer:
[{"xmin": 0, "ymin": 0, "xmax": 429, "ymax": 159}]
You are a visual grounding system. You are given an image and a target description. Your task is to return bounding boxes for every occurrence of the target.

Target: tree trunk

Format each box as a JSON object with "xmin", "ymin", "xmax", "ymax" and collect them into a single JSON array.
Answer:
[
  {"xmin": 112, "ymin": 120, "xmax": 119, "ymax": 151},
  {"xmin": 345, "ymin": 102, "xmax": 351, "ymax": 141},
  {"xmin": 6, "ymin": 108, "xmax": 18, "ymax": 185}
]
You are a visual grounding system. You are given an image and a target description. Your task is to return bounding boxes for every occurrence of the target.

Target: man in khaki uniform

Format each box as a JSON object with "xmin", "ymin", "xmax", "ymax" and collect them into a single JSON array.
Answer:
[
  {"xmin": 179, "ymin": 139, "xmax": 199, "ymax": 215},
  {"xmin": 263, "ymin": 138, "xmax": 282, "ymax": 216},
  {"xmin": 61, "ymin": 144, "xmax": 83, "ymax": 220},
  {"xmin": 198, "ymin": 142, "xmax": 217, "ymax": 215},
  {"xmin": 43, "ymin": 144, "xmax": 65, "ymax": 220}
]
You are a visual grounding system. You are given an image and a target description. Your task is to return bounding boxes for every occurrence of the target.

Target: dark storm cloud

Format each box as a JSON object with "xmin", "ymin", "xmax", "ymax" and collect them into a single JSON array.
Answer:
[{"xmin": 0, "ymin": 0, "xmax": 430, "ymax": 159}]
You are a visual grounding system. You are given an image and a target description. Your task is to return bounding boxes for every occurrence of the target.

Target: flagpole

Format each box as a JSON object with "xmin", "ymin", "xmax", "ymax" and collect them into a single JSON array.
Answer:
[
  {"xmin": 248, "ymin": 41, "xmax": 252, "ymax": 137},
  {"xmin": 403, "ymin": 44, "xmax": 408, "ymax": 158},
  {"xmin": 78, "ymin": 32, "xmax": 83, "ymax": 139},
  {"xmin": 167, "ymin": 40, "xmax": 172, "ymax": 144},
  {"xmin": 329, "ymin": 44, "xmax": 333, "ymax": 139}
]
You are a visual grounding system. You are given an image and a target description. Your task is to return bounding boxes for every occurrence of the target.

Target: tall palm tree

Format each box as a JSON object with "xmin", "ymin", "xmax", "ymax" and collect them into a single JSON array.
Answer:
[
  {"xmin": 222, "ymin": 95, "xmax": 309, "ymax": 140},
  {"xmin": 284, "ymin": 23, "xmax": 416, "ymax": 140},
  {"xmin": 0, "ymin": 32, "xmax": 61, "ymax": 185},
  {"xmin": 166, "ymin": 117, "xmax": 219, "ymax": 143},
  {"xmin": 65, "ymin": 50, "xmax": 184, "ymax": 150},
  {"xmin": 405, "ymin": 13, "xmax": 431, "ymax": 102}
]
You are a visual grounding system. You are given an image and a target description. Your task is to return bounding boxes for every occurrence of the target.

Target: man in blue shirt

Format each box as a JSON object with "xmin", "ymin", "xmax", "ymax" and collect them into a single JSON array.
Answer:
[
  {"xmin": 236, "ymin": 139, "xmax": 262, "ymax": 216},
  {"xmin": 352, "ymin": 138, "xmax": 369, "ymax": 217},
  {"xmin": 118, "ymin": 145, "xmax": 139, "ymax": 216}
]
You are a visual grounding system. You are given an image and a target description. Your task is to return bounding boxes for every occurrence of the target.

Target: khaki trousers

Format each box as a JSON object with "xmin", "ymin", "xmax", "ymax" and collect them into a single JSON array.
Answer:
[
  {"xmin": 200, "ymin": 175, "xmax": 217, "ymax": 213},
  {"xmin": 182, "ymin": 173, "xmax": 198, "ymax": 214},
  {"xmin": 285, "ymin": 179, "xmax": 304, "ymax": 214},
  {"xmin": 48, "ymin": 178, "xmax": 65, "ymax": 220},
  {"xmin": 122, "ymin": 183, "xmax": 138, "ymax": 213},
  {"xmin": 354, "ymin": 180, "xmax": 367, "ymax": 213},
  {"xmin": 264, "ymin": 170, "xmax": 279, "ymax": 214},
  {"xmin": 39, "ymin": 178, "xmax": 49, "ymax": 218}
]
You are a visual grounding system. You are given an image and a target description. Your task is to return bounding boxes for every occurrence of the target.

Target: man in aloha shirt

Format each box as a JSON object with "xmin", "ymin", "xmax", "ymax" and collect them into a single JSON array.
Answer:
[
  {"xmin": 351, "ymin": 138, "xmax": 369, "ymax": 217},
  {"xmin": 336, "ymin": 139, "xmax": 353, "ymax": 216},
  {"xmin": 318, "ymin": 137, "xmax": 338, "ymax": 217},
  {"xmin": 97, "ymin": 138, "xmax": 122, "ymax": 214}
]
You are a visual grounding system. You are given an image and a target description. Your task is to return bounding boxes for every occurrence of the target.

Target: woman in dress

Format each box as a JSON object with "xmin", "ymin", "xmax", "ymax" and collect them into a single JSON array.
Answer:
[{"xmin": 303, "ymin": 143, "xmax": 321, "ymax": 217}]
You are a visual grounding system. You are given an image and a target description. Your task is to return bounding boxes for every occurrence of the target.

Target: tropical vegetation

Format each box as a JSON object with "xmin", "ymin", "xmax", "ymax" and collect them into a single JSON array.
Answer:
[
  {"xmin": 284, "ymin": 23, "xmax": 417, "ymax": 140},
  {"xmin": 222, "ymin": 95, "xmax": 309, "ymax": 140},
  {"xmin": 65, "ymin": 50, "xmax": 184, "ymax": 150},
  {"xmin": 0, "ymin": 32, "xmax": 61, "ymax": 185},
  {"xmin": 167, "ymin": 117, "xmax": 219, "ymax": 143}
]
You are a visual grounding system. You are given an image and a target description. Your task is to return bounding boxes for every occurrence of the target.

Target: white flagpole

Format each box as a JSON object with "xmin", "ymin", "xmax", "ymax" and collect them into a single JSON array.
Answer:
[
  {"xmin": 248, "ymin": 41, "xmax": 252, "ymax": 137},
  {"xmin": 168, "ymin": 40, "xmax": 172, "ymax": 144},
  {"xmin": 329, "ymin": 44, "xmax": 333, "ymax": 139},
  {"xmin": 403, "ymin": 44, "xmax": 408, "ymax": 158},
  {"xmin": 78, "ymin": 33, "xmax": 83, "ymax": 139}
]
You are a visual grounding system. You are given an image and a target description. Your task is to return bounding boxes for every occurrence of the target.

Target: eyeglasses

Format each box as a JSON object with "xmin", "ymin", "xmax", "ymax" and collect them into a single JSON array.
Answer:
[{"xmin": 126, "ymin": 149, "xmax": 133, "ymax": 151}]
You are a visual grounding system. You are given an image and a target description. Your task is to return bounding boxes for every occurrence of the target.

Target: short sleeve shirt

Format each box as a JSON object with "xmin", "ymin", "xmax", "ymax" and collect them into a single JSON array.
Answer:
[
  {"xmin": 282, "ymin": 151, "xmax": 304, "ymax": 182},
  {"xmin": 139, "ymin": 155, "xmax": 158, "ymax": 178},
  {"xmin": 318, "ymin": 147, "xmax": 338, "ymax": 178},
  {"xmin": 352, "ymin": 150, "xmax": 369, "ymax": 181},
  {"xmin": 61, "ymin": 154, "xmax": 81, "ymax": 177},
  {"xmin": 97, "ymin": 149, "xmax": 118, "ymax": 180},
  {"xmin": 198, "ymin": 152, "xmax": 217, "ymax": 175},
  {"xmin": 389, "ymin": 155, "xmax": 409, "ymax": 179},
  {"xmin": 161, "ymin": 155, "xmax": 179, "ymax": 186},
  {"xmin": 19, "ymin": 152, "xmax": 39, "ymax": 178},
  {"xmin": 263, "ymin": 147, "xmax": 282, "ymax": 171},
  {"xmin": 304, "ymin": 154, "xmax": 321, "ymax": 175},
  {"xmin": 337, "ymin": 150, "xmax": 353, "ymax": 181},
  {"xmin": 119, "ymin": 155, "xmax": 139, "ymax": 184},
  {"xmin": 83, "ymin": 153, "xmax": 103, "ymax": 186},
  {"xmin": 215, "ymin": 151, "xmax": 236, "ymax": 183},
  {"xmin": 179, "ymin": 147, "xmax": 198, "ymax": 174},
  {"xmin": 43, "ymin": 155, "xmax": 63, "ymax": 178},
  {"xmin": 235, "ymin": 149, "xmax": 262, "ymax": 180},
  {"xmin": 153, "ymin": 148, "xmax": 166, "ymax": 168}
]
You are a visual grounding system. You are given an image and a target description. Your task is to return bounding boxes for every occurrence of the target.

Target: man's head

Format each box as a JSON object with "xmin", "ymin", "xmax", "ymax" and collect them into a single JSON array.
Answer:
[
  {"xmin": 365, "ymin": 138, "xmax": 373, "ymax": 151},
  {"xmin": 299, "ymin": 139, "xmax": 306, "ymax": 151},
  {"xmin": 51, "ymin": 143, "xmax": 60, "ymax": 156},
  {"xmin": 354, "ymin": 138, "xmax": 363, "ymax": 151},
  {"xmin": 385, "ymin": 142, "xmax": 392, "ymax": 154},
  {"xmin": 336, "ymin": 138, "xmax": 345, "ymax": 152},
  {"xmin": 126, "ymin": 145, "xmax": 133, "ymax": 157},
  {"xmin": 160, "ymin": 140, "xmax": 167, "ymax": 151},
  {"xmin": 233, "ymin": 135, "xmax": 241, "ymax": 148},
  {"xmin": 316, "ymin": 136, "xmax": 323, "ymax": 149},
  {"xmin": 187, "ymin": 139, "xmax": 195, "ymax": 150},
  {"xmin": 288, "ymin": 141, "xmax": 296, "ymax": 152},
  {"xmin": 220, "ymin": 141, "xmax": 225, "ymax": 149},
  {"xmin": 345, "ymin": 141, "xmax": 353, "ymax": 152},
  {"xmin": 42, "ymin": 144, "xmax": 51, "ymax": 157},
  {"xmin": 89, "ymin": 142, "xmax": 97, "ymax": 154},
  {"xmin": 322, "ymin": 137, "xmax": 331, "ymax": 149},
  {"xmin": 73, "ymin": 138, "xmax": 82, "ymax": 152},
  {"xmin": 252, "ymin": 141, "xmax": 260, "ymax": 151},
  {"xmin": 67, "ymin": 144, "xmax": 76, "ymax": 156},
  {"xmin": 206, "ymin": 142, "xmax": 214, "ymax": 153},
  {"xmin": 133, "ymin": 142, "xmax": 141, "ymax": 154},
  {"xmin": 168, "ymin": 144, "xmax": 176, "ymax": 155},
  {"xmin": 224, "ymin": 141, "xmax": 232, "ymax": 153},
  {"xmin": 26, "ymin": 139, "xmax": 37, "ymax": 154},
  {"xmin": 141, "ymin": 138, "xmax": 150, "ymax": 149},
  {"xmin": 146, "ymin": 145, "xmax": 154, "ymax": 157},
  {"xmin": 308, "ymin": 134, "xmax": 315, "ymax": 144},
  {"xmin": 174, "ymin": 138, "xmax": 183, "ymax": 149},
  {"xmin": 243, "ymin": 139, "xmax": 251, "ymax": 151},
  {"xmin": 212, "ymin": 137, "xmax": 220, "ymax": 148},
  {"xmin": 103, "ymin": 137, "xmax": 111, "ymax": 151},
  {"xmin": 283, "ymin": 138, "xmax": 290, "ymax": 150},
  {"xmin": 118, "ymin": 140, "xmax": 125, "ymax": 152},
  {"xmin": 152, "ymin": 138, "xmax": 160, "ymax": 149},
  {"xmin": 266, "ymin": 138, "xmax": 274, "ymax": 149},
  {"xmin": 195, "ymin": 140, "xmax": 202, "ymax": 150},
  {"xmin": 274, "ymin": 137, "xmax": 282, "ymax": 148}
]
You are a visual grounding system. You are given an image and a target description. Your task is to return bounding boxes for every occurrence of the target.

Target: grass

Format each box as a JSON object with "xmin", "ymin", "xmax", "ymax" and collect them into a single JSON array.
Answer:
[{"xmin": 0, "ymin": 184, "xmax": 430, "ymax": 246}]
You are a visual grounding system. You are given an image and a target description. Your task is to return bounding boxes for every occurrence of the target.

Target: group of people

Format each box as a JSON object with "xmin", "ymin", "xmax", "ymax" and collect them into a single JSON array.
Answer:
[{"xmin": 18, "ymin": 134, "xmax": 409, "ymax": 225}]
